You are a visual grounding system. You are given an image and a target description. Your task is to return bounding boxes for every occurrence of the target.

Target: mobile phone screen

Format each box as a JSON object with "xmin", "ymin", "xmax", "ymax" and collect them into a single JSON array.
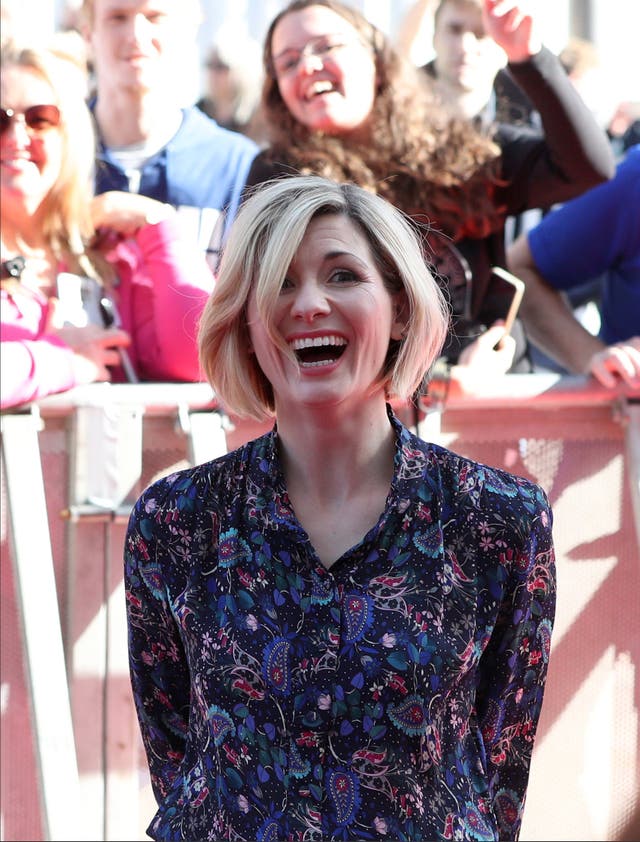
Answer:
[{"xmin": 488, "ymin": 266, "xmax": 525, "ymax": 337}]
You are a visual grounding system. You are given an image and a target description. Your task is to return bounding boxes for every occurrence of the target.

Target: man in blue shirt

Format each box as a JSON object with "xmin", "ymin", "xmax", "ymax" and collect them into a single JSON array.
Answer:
[
  {"xmin": 83, "ymin": 0, "xmax": 259, "ymax": 270},
  {"xmin": 507, "ymin": 144, "xmax": 640, "ymax": 389}
]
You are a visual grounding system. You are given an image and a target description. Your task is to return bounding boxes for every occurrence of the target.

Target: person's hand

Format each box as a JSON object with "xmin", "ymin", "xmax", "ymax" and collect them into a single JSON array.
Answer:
[
  {"xmin": 482, "ymin": 0, "xmax": 542, "ymax": 63},
  {"xmin": 90, "ymin": 191, "xmax": 175, "ymax": 241},
  {"xmin": 457, "ymin": 321, "xmax": 516, "ymax": 375},
  {"xmin": 448, "ymin": 322, "xmax": 516, "ymax": 395},
  {"xmin": 587, "ymin": 337, "xmax": 640, "ymax": 389},
  {"xmin": 46, "ymin": 298, "xmax": 132, "ymax": 385}
]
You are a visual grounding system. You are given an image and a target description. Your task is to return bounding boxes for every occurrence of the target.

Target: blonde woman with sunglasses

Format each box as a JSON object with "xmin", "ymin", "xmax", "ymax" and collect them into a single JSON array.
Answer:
[{"xmin": 1, "ymin": 42, "xmax": 214, "ymax": 409}]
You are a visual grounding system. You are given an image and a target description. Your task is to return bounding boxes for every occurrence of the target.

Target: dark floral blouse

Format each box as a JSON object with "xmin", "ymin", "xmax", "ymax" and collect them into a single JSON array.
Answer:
[{"xmin": 124, "ymin": 408, "xmax": 556, "ymax": 842}]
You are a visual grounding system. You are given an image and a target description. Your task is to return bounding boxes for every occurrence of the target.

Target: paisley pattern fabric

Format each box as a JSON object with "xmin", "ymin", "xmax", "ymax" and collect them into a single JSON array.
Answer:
[{"xmin": 124, "ymin": 407, "xmax": 556, "ymax": 841}]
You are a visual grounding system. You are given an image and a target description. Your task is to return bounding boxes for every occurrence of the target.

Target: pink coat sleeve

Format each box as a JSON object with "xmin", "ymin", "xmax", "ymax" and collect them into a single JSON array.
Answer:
[
  {"xmin": 1, "ymin": 290, "xmax": 77, "ymax": 409},
  {"xmin": 112, "ymin": 219, "xmax": 215, "ymax": 382}
]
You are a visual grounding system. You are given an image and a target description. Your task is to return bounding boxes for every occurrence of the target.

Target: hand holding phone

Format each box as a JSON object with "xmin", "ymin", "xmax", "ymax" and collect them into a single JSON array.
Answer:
[
  {"xmin": 457, "ymin": 322, "xmax": 516, "ymax": 376},
  {"xmin": 55, "ymin": 273, "xmax": 139, "ymax": 382}
]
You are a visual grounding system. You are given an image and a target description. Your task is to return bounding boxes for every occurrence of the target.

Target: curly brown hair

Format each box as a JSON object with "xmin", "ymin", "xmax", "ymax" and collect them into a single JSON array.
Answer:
[{"xmin": 261, "ymin": 0, "xmax": 506, "ymax": 240}]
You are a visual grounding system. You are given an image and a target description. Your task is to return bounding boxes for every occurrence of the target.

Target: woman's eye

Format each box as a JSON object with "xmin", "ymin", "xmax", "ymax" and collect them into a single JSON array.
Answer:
[
  {"xmin": 280, "ymin": 277, "xmax": 294, "ymax": 291},
  {"xmin": 330, "ymin": 270, "xmax": 358, "ymax": 284},
  {"xmin": 320, "ymin": 41, "xmax": 345, "ymax": 58},
  {"xmin": 274, "ymin": 54, "xmax": 299, "ymax": 75}
]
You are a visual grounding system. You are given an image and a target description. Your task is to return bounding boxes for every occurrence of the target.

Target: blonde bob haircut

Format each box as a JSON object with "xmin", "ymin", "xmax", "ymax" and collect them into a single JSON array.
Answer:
[{"xmin": 198, "ymin": 175, "xmax": 449, "ymax": 421}]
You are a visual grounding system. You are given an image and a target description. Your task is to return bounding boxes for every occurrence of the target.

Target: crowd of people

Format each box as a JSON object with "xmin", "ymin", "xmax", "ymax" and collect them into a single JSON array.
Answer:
[
  {"xmin": 1, "ymin": 0, "xmax": 636, "ymax": 413},
  {"xmin": 1, "ymin": 0, "xmax": 638, "ymax": 839}
]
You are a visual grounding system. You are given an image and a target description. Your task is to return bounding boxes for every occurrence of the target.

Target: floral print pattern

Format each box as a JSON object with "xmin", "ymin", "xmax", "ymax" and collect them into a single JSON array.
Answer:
[{"xmin": 124, "ymin": 407, "xmax": 556, "ymax": 841}]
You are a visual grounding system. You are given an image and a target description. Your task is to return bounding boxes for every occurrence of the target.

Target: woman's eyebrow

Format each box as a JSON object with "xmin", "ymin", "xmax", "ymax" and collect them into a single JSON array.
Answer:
[{"xmin": 322, "ymin": 249, "xmax": 368, "ymax": 264}]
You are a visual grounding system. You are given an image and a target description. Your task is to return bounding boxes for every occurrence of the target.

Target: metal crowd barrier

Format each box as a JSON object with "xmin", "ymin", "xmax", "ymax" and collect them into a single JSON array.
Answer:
[{"xmin": 1, "ymin": 376, "xmax": 638, "ymax": 841}]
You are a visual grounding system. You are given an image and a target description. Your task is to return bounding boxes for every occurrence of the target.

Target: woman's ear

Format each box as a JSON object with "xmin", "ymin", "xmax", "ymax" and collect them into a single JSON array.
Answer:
[{"xmin": 390, "ymin": 291, "xmax": 409, "ymax": 341}]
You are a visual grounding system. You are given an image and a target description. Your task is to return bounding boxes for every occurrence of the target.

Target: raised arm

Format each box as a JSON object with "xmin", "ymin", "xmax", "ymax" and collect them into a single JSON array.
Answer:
[
  {"xmin": 125, "ymin": 218, "xmax": 215, "ymax": 381},
  {"xmin": 484, "ymin": 0, "xmax": 614, "ymax": 212}
]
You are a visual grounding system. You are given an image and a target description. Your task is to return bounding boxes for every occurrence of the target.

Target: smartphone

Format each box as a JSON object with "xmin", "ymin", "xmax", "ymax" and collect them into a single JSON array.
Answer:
[
  {"xmin": 488, "ymin": 266, "xmax": 525, "ymax": 338},
  {"xmin": 56, "ymin": 272, "xmax": 105, "ymax": 327},
  {"xmin": 55, "ymin": 272, "xmax": 139, "ymax": 383}
]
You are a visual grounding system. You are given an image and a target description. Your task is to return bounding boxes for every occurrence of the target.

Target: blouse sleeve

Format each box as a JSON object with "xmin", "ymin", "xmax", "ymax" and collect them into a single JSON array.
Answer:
[
  {"xmin": 114, "ymin": 218, "xmax": 215, "ymax": 383},
  {"xmin": 497, "ymin": 45, "xmax": 615, "ymax": 214},
  {"xmin": 124, "ymin": 479, "xmax": 192, "ymax": 804},
  {"xmin": 475, "ymin": 481, "xmax": 556, "ymax": 840}
]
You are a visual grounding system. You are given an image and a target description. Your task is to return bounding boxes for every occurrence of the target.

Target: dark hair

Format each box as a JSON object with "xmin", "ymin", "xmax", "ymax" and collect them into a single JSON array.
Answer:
[{"xmin": 261, "ymin": 0, "xmax": 504, "ymax": 240}]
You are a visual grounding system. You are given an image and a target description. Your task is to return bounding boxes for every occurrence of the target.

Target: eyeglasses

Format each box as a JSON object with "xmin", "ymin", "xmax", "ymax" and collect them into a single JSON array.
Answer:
[
  {"xmin": 272, "ymin": 36, "xmax": 361, "ymax": 78},
  {"xmin": 0, "ymin": 105, "xmax": 61, "ymax": 136}
]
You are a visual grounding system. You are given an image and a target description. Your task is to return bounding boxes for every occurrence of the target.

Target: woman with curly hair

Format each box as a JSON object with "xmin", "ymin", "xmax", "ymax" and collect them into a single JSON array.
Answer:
[{"xmin": 245, "ymin": 0, "xmax": 614, "ymax": 377}]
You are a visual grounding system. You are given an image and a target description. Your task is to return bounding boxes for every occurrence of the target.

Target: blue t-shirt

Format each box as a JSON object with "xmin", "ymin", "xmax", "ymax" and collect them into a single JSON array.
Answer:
[
  {"xmin": 94, "ymin": 106, "xmax": 258, "ymax": 265},
  {"xmin": 528, "ymin": 144, "xmax": 640, "ymax": 344}
]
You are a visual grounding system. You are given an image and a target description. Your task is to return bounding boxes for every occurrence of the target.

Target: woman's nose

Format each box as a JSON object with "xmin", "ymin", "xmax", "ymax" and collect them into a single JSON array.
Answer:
[
  {"xmin": 1, "ymin": 118, "xmax": 31, "ymax": 146},
  {"xmin": 290, "ymin": 282, "xmax": 331, "ymax": 322},
  {"xmin": 297, "ymin": 51, "xmax": 324, "ymax": 76}
]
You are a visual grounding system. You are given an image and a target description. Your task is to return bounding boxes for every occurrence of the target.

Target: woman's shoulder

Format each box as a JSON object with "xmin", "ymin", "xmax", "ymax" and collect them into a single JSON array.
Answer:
[
  {"xmin": 399, "ymin": 423, "xmax": 550, "ymax": 517},
  {"xmin": 430, "ymin": 439, "xmax": 551, "ymax": 517},
  {"xmin": 130, "ymin": 429, "xmax": 275, "ymax": 522}
]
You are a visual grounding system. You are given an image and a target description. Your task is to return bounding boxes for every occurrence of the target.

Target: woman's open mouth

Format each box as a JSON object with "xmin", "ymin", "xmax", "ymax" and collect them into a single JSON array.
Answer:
[{"xmin": 290, "ymin": 335, "xmax": 347, "ymax": 367}]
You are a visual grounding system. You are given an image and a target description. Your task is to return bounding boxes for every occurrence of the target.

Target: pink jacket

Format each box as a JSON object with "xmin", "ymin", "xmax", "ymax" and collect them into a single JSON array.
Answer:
[{"xmin": 1, "ymin": 219, "xmax": 215, "ymax": 409}]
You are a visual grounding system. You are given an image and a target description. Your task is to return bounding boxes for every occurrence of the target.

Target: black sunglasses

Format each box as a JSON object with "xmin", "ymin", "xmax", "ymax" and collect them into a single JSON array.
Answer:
[{"xmin": 0, "ymin": 104, "xmax": 61, "ymax": 135}]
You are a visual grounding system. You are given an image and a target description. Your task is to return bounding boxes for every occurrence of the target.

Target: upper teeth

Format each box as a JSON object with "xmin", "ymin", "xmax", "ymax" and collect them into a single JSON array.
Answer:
[
  {"xmin": 290, "ymin": 335, "xmax": 346, "ymax": 350},
  {"xmin": 306, "ymin": 81, "xmax": 334, "ymax": 99}
]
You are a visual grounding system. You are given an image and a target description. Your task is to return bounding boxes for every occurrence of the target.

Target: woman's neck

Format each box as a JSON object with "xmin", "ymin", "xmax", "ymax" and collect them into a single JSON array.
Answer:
[
  {"xmin": 276, "ymin": 396, "xmax": 395, "ymax": 504},
  {"xmin": 1, "ymin": 222, "xmax": 58, "ymax": 294},
  {"xmin": 1, "ymin": 210, "xmax": 49, "ymax": 259}
]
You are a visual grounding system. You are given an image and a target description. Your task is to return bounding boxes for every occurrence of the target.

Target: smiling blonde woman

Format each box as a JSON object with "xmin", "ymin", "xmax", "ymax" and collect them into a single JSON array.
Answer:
[{"xmin": 125, "ymin": 174, "xmax": 557, "ymax": 842}]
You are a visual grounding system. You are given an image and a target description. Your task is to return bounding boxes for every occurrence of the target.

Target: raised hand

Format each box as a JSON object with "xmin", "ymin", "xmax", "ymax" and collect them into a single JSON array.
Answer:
[{"xmin": 482, "ymin": 0, "xmax": 542, "ymax": 63}]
